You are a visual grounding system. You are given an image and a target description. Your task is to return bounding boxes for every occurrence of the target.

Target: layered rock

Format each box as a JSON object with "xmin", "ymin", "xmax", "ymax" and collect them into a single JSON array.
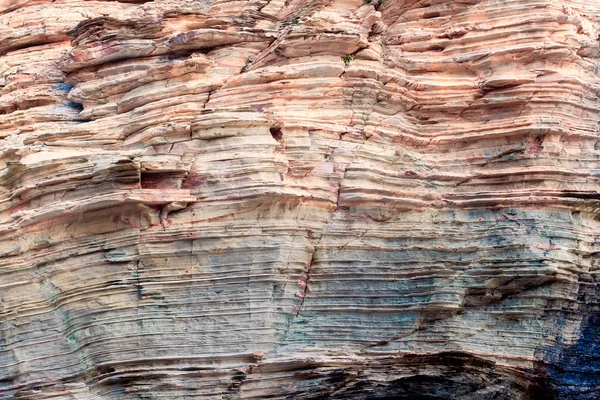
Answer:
[{"xmin": 1, "ymin": 0, "xmax": 600, "ymax": 398}]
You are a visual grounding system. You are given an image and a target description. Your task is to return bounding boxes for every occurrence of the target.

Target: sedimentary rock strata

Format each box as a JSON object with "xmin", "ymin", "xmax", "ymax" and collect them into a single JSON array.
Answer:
[{"xmin": 1, "ymin": 0, "xmax": 600, "ymax": 398}]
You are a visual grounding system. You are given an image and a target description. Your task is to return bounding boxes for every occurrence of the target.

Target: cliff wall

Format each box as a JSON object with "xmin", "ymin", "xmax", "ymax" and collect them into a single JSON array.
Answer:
[{"xmin": 1, "ymin": 0, "xmax": 600, "ymax": 398}]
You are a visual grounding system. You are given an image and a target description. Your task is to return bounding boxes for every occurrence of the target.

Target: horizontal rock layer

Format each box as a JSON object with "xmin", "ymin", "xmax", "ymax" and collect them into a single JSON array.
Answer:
[{"xmin": 1, "ymin": 0, "xmax": 600, "ymax": 398}]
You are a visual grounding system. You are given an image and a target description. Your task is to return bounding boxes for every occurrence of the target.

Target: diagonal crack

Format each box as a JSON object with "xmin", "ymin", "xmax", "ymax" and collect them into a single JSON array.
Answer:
[
  {"xmin": 275, "ymin": 164, "xmax": 347, "ymax": 348},
  {"xmin": 272, "ymin": 1, "xmax": 387, "ymax": 351}
]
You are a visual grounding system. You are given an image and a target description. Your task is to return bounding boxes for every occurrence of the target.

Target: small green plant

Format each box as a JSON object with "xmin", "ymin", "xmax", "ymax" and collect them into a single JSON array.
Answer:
[{"xmin": 342, "ymin": 54, "xmax": 355, "ymax": 65}]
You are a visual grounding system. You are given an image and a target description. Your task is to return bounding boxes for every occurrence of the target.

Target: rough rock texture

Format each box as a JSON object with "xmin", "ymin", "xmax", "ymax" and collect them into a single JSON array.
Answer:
[{"xmin": 1, "ymin": 0, "xmax": 600, "ymax": 398}]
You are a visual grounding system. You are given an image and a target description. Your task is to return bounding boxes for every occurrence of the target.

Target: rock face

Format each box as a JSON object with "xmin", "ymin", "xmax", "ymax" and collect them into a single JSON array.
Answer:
[{"xmin": 1, "ymin": 0, "xmax": 600, "ymax": 398}]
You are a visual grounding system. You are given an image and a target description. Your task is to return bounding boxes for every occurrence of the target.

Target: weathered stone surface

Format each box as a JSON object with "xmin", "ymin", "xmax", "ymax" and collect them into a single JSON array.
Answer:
[{"xmin": 1, "ymin": 0, "xmax": 600, "ymax": 398}]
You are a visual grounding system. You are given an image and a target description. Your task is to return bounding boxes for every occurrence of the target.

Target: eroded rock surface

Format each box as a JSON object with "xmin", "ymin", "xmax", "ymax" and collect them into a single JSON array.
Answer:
[{"xmin": 1, "ymin": 0, "xmax": 600, "ymax": 398}]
